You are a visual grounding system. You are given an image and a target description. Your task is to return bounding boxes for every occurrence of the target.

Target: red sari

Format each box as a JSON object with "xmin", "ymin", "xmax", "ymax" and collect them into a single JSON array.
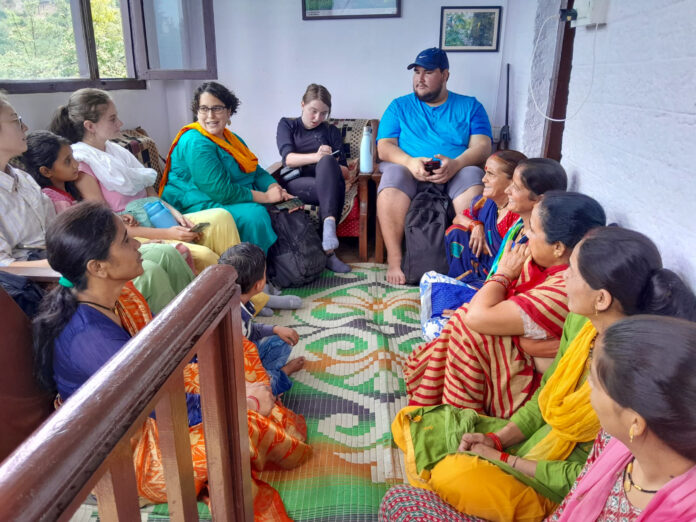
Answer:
[{"xmin": 405, "ymin": 258, "xmax": 569, "ymax": 418}]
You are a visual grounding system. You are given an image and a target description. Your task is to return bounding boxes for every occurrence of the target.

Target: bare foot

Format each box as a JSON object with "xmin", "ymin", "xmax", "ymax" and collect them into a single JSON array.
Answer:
[
  {"xmin": 386, "ymin": 263, "xmax": 406, "ymax": 285},
  {"xmin": 282, "ymin": 356, "xmax": 305, "ymax": 376}
]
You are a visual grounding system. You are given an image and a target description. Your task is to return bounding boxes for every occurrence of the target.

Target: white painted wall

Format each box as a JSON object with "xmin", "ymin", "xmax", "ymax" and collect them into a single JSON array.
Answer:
[
  {"xmin": 5, "ymin": 82, "xmax": 174, "ymax": 154},
  {"xmin": 493, "ymin": 1, "xmax": 537, "ymax": 153},
  {"xmin": 522, "ymin": 1, "xmax": 564, "ymax": 156},
  {"xmin": 560, "ymin": 0, "xmax": 696, "ymax": 287},
  {"xmin": 214, "ymin": 0, "xmax": 515, "ymax": 165}
]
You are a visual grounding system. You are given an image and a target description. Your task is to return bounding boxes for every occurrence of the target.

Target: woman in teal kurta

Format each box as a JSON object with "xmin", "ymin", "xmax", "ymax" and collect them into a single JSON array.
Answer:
[{"xmin": 161, "ymin": 82, "xmax": 291, "ymax": 254}]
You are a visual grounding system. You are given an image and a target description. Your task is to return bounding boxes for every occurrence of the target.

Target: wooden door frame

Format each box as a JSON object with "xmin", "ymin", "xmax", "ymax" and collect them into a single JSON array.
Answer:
[{"xmin": 542, "ymin": 0, "xmax": 576, "ymax": 161}]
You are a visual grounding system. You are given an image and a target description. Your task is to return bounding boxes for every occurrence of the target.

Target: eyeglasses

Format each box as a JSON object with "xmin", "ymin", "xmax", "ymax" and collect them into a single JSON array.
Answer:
[
  {"xmin": 197, "ymin": 105, "xmax": 227, "ymax": 115},
  {"xmin": 1, "ymin": 115, "xmax": 24, "ymax": 129}
]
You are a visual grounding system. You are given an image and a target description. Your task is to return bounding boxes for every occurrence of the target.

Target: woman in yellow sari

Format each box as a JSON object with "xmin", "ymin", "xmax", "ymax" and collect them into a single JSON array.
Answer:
[
  {"xmin": 386, "ymin": 226, "xmax": 696, "ymax": 522},
  {"xmin": 32, "ymin": 202, "xmax": 310, "ymax": 521}
]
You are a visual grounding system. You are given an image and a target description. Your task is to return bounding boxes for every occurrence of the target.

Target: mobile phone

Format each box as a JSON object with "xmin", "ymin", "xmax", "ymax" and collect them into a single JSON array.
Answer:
[
  {"xmin": 189, "ymin": 222, "xmax": 210, "ymax": 234},
  {"xmin": 424, "ymin": 159, "xmax": 441, "ymax": 172},
  {"xmin": 274, "ymin": 198, "xmax": 304, "ymax": 211}
]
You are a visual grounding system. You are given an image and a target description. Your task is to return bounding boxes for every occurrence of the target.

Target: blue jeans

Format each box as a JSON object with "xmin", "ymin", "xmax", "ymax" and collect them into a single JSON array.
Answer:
[{"xmin": 257, "ymin": 335, "xmax": 293, "ymax": 395}]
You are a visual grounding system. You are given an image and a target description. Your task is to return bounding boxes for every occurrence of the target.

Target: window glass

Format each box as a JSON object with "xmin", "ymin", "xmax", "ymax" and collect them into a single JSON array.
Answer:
[
  {"xmin": 142, "ymin": 0, "xmax": 206, "ymax": 70},
  {"xmin": 91, "ymin": 0, "xmax": 128, "ymax": 78},
  {"xmin": 0, "ymin": 0, "xmax": 81, "ymax": 79}
]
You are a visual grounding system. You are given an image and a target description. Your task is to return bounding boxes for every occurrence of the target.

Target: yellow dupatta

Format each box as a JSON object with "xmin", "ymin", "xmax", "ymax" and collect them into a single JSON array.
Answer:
[
  {"xmin": 158, "ymin": 122, "xmax": 259, "ymax": 195},
  {"xmin": 525, "ymin": 321, "xmax": 600, "ymax": 461}
]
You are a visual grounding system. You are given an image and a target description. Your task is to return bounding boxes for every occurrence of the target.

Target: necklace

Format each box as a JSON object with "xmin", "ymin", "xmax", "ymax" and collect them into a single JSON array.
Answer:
[
  {"xmin": 624, "ymin": 458, "xmax": 659, "ymax": 494},
  {"xmin": 78, "ymin": 300, "xmax": 117, "ymax": 314}
]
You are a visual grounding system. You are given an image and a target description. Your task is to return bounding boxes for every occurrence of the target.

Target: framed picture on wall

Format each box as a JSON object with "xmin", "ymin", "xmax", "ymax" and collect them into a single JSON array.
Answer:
[
  {"xmin": 302, "ymin": 0, "xmax": 401, "ymax": 20},
  {"xmin": 440, "ymin": 6, "xmax": 502, "ymax": 52}
]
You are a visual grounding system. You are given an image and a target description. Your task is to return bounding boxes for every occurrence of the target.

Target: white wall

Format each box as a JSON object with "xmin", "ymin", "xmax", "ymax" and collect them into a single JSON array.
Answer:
[
  {"xmin": 493, "ymin": 1, "xmax": 538, "ymax": 153},
  {"xmin": 214, "ymin": 0, "xmax": 515, "ymax": 165},
  {"xmin": 560, "ymin": 0, "xmax": 696, "ymax": 286},
  {"xmin": 521, "ymin": 1, "xmax": 564, "ymax": 156},
  {"xmin": 6, "ymin": 82, "xmax": 174, "ymax": 153}
]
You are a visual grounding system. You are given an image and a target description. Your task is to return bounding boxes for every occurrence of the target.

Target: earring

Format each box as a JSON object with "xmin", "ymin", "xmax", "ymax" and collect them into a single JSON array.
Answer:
[
  {"xmin": 594, "ymin": 303, "xmax": 599, "ymax": 316},
  {"xmin": 629, "ymin": 424, "xmax": 635, "ymax": 444}
]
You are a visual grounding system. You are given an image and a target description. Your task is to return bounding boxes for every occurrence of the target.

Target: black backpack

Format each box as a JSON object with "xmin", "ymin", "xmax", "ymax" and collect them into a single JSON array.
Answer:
[
  {"xmin": 401, "ymin": 184, "xmax": 455, "ymax": 285},
  {"xmin": 266, "ymin": 206, "xmax": 327, "ymax": 288}
]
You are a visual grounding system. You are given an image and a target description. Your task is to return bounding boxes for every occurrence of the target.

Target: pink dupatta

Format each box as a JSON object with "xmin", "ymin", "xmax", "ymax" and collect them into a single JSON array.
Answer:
[{"xmin": 556, "ymin": 437, "xmax": 696, "ymax": 521}]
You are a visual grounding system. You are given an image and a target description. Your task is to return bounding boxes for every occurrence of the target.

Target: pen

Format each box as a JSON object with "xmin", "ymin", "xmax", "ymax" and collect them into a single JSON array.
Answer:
[{"xmin": 331, "ymin": 149, "xmax": 341, "ymax": 156}]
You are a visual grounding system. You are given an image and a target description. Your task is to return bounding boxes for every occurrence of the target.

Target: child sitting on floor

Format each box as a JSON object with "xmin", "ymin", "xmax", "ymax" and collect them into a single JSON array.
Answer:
[{"xmin": 219, "ymin": 243, "xmax": 305, "ymax": 396}]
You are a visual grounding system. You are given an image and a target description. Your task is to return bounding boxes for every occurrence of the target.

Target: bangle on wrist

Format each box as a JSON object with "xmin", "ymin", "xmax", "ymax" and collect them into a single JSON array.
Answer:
[
  {"xmin": 495, "ymin": 273, "xmax": 513, "ymax": 285},
  {"xmin": 500, "ymin": 452, "xmax": 510, "ymax": 463},
  {"xmin": 485, "ymin": 432, "xmax": 503, "ymax": 451},
  {"xmin": 468, "ymin": 220, "xmax": 484, "ymax": 232},
  {"xmin": 485, "ymin": 277, "xmax": 508, "ymax": 291},
  {"xmin": 247, "ymin": 395, "xmax": 260, "ymax": 411},
  {"xmin": 483, "ymin": 279, "xmax": 507, "ymax": 290},
  {"xmin": 511, "ymin": 456, "xmax": 519, "ymax": 469}
]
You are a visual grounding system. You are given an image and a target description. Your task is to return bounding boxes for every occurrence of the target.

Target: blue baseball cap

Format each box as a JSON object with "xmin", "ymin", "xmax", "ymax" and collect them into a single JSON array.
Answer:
[{"xmin": 407, "ymin": 47, "xmax": 449, "ymax": 71}]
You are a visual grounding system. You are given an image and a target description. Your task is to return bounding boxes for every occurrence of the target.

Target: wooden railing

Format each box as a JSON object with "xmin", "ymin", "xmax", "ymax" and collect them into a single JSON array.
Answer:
[{"xmin": 0, "ymin": 265, "xmax": 253, "ymax": 521}]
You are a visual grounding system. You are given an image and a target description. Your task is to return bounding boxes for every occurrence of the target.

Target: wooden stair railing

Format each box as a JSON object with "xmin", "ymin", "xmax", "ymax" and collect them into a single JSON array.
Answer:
[{"xmin": 0, "ymin": 265, "xmax": 253, "ymax": 522}]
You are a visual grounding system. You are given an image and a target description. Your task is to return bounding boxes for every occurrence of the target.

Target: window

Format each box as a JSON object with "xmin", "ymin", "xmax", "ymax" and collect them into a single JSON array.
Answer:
[{"xmin": 0, "ymin": 0, "xmax": 217, "ymax": 93}]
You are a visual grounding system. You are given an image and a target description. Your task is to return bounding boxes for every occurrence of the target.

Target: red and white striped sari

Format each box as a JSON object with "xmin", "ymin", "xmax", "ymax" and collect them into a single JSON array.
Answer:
[{"xmin": 405, "ymin": 258, "xmax": 569, "ymax": 418}]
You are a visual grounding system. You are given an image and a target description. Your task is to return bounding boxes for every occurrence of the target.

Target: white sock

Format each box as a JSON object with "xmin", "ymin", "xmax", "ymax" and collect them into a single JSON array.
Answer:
[{"xmin": 322, "ymin": 218, "xmax": 339, "ymax": 252}]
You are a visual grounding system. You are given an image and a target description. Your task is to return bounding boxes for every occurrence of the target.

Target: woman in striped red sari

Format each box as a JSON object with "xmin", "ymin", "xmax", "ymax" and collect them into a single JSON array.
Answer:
[{"xmin": 405, "ymin": 191, "xmax": 606, "ymax": 418}]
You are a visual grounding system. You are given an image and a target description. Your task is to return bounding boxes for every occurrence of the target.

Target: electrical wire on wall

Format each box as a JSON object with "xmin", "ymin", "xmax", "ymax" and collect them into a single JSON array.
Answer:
[{"xmin": 529, "ymin": 13, "xmax": 599, "ymax": 123}]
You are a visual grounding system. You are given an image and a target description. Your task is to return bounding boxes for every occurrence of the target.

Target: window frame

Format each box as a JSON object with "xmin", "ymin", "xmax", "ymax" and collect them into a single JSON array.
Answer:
[
  {"xmin": 0, "ymin": 0, "xmax": 217, "ymax": 94},
  {"xmin": 128, "ymin": 0, "xmax": 217, "ymax": 81}
]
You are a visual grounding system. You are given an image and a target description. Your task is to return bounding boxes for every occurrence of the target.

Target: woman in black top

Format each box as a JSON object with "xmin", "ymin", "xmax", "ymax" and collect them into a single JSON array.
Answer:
[{"xmin": 276, "ymin": 84, "xmax": 356, "ymax": 273}]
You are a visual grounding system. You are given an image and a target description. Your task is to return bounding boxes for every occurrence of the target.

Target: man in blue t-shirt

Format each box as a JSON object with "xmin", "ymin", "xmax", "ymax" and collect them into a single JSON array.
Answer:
[{"xmin": 376, "ymin": 47, "xmax": 492, "ymax": 285}]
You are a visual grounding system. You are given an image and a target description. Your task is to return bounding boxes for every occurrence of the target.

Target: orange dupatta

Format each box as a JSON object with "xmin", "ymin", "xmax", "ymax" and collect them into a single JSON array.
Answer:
[
  {"xmin": 158, "ymin": 122, "xmax": 259, "ymax": 195},
  {"xmin": 116, "ymin": 281, "xmax": 152, "ymax": 335}
]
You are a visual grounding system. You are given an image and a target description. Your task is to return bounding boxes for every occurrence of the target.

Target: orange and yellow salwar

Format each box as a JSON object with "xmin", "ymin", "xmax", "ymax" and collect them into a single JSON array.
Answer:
[
  {"xmin": 405, "ymin": 259, "xmax": 569, "ymax": 418},
  {"xmin": 117, "ymin": 284, "xmax": 310, "ymax": 520}
]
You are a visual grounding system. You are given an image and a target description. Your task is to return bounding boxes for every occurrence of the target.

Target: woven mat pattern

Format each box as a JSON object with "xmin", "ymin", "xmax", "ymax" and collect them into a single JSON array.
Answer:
[{"xmin": 257, "ymin": 264, "xmax": 418, "ymax": 521}]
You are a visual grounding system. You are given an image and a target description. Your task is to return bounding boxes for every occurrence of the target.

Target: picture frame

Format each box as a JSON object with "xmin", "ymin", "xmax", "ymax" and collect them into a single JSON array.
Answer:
[
  {"xmin": 302, "ymin": 0, "xmax": 401, "ymax": 20},
  {"xmin": 440, "ymin": 6, "xmax": 502, "ymax": 52}
]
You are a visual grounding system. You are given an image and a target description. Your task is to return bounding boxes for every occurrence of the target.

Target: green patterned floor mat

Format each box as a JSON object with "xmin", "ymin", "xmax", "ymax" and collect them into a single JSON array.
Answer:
[{"xmin": 257, "ymin": 263, "xmax": 418, "ymax": 521}]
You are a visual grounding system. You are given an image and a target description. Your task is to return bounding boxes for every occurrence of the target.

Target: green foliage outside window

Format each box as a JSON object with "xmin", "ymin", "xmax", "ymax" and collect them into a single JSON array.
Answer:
[{"xmin": 0, "ymin": 0, "xmax": 127, "ymax": 80}]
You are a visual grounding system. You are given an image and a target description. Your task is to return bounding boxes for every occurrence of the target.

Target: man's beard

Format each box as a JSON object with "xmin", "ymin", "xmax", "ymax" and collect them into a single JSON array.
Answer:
[{"xmin": 414, "ymin": 86, "xmax": 442, "ymax": 103}]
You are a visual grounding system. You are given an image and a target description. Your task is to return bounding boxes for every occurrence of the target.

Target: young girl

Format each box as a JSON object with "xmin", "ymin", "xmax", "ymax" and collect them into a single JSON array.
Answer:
[{"xmin": 22, "ymin": 130, "xmax": 81, "ymax": 214}]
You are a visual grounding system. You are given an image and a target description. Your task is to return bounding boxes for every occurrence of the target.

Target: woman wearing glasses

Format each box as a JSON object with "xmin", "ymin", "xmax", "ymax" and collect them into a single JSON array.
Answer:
[{"xmin": 160, "ymin": 81, "xmax": 292, "ymax": 255}]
